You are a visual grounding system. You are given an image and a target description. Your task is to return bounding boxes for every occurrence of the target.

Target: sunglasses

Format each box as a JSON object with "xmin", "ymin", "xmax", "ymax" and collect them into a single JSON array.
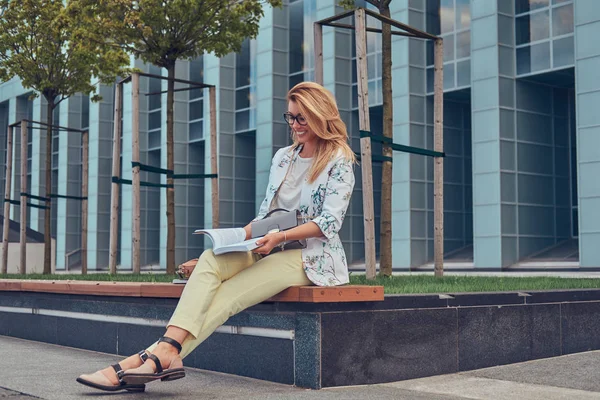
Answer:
[{"xmin": 283, "ymin": 112, "xmax": 308, "ymax": 126}]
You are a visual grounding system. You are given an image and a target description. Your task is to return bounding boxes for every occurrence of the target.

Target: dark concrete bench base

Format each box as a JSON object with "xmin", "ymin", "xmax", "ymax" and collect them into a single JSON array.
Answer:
[{"xmin": 1, "ymin": 284, "xmax": 600, "ymax": 388}]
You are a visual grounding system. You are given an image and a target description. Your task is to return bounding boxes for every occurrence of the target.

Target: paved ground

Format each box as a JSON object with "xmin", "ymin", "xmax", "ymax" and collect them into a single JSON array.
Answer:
[{"xmin": 1, "ymin": 335, "xmax": 599, "ymax": 399}]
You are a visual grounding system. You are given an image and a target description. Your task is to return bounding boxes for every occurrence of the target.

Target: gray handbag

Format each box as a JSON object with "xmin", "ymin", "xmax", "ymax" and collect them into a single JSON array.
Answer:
[{"xmin": 251, "ymin": 208, "xmax": 307, "ymax": 253}]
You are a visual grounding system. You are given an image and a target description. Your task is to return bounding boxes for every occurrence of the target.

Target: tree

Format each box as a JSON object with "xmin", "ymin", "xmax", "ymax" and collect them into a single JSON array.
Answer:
[
  {"xmin": 0, "ymin": 0, "xmax": 129, "ymax": 274},
  {"xmin": 86, "ymin": 0, "xmax": 282, "ymax": 274},
  {"xmin": 340, "ymin": 0, "xmax": 393, "ymax": 277}
]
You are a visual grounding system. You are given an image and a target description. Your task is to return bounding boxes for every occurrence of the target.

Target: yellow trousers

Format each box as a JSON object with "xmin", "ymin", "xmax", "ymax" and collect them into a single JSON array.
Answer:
[{"xmin": 147, "ymin": 248, "xmax": 311, "ymax": 359}]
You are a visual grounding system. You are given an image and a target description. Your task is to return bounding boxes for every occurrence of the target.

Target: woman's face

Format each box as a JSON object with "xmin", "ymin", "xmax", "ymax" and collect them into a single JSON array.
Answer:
[{"xmin": 287, "ymin": 100, "xmax": 318, "ymax": 146}]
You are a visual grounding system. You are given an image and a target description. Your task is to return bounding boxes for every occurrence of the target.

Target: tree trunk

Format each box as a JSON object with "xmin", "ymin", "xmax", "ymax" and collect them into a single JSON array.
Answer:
[
  {"xmin": 166, "ymin": 64, "xmax": 176, "ymax": 275},
  {"xmin": 43, "ymin": 99, "xmax": 54, "ymax": 274},
  {"xmin": 379, "ymin": 5, "xmax": 393, "ymax": 277}
]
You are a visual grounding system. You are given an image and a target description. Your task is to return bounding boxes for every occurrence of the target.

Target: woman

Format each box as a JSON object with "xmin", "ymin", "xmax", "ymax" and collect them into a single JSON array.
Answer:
[{"xmin": 77, "ymin": 81, "xmax": 356, "ymax": 392}]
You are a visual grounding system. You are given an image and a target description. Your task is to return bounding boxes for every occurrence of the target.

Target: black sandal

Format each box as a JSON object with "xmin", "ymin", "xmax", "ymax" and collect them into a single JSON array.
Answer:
[
  {"xmin": 76, "ymin": 350, "xmax": 148, "ymax": 392},
  {"xmin": 121, "ymin": 337, "xmax": 186, "ymax": 385}
]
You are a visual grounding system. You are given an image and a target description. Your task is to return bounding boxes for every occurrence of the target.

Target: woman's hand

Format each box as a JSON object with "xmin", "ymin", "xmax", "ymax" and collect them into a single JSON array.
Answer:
[
  {"xmin": 252, "ymin": 231, "xmax": 285, "ymax": 255},
  {"xmin": 176, "ymin": 258, "xmax": 198, "ymax": 279}
]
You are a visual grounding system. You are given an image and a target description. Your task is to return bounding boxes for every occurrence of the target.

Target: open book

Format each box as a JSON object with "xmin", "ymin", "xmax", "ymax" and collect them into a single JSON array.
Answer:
[{"xmin": 193, "ymin": 227, "xmax": 264, "ymax": 255}]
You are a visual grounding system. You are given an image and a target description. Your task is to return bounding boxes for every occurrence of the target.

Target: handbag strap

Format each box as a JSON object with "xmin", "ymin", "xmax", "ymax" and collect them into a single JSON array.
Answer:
[
  {"xmin": 269, "ymin": 146, "xmax": 302, "ymax": 213},
  {"xmin": 264, "ymin": 208, "xmax": 291, "ymax": 218}
]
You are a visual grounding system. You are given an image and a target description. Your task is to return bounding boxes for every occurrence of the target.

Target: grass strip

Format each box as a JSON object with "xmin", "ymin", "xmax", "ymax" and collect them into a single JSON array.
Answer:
[{"xmin": 1, "ymin": 273, "xmax": 600, "ymax": 294}]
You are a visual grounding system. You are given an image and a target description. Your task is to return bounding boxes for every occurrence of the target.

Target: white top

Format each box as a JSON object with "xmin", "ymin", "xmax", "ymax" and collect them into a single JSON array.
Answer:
[{"xmin": 273, "ymin": 154, "xmax": 313, "ymax": 211}]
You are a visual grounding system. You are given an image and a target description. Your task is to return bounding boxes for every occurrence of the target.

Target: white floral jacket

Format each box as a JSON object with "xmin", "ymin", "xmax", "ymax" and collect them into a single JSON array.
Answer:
[{"xmin": 253, "ymin": 145, "xmax": 355, "ymax": 286}]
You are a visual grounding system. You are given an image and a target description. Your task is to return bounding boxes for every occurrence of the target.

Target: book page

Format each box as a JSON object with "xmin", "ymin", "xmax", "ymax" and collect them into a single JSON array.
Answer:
[
  {"xmin": 213, "ymin": 237, "xmax": 264, "ymax": 256},
  {"xmin": 193, "ymin": 227, "xmax": 246, "ymax": 249}
]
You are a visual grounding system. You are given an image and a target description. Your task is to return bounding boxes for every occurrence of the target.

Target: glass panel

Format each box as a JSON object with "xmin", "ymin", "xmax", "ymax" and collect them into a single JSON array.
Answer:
[
  {"xmin": 148, "ymin": 90, "xmax": 162, "ymax": 110},
  {"xmin": 236, "ymin": 88, "xmax": 250, "ymax": 110},
  {"xmin": 289, "ymin": 73, "xmax": 303, "ymax": 90},
  {"xmin": 553, "ymin": 36, "xmax": 574, "ymax": 67},
  {"xmin": 189, "ymin": 100, "xmax": 203, "ymax": 121},
  {"xmin": 289, "ymin": 0, "xmax": 304, "ymax": 74},
  {"xmin": 456, "ymin": 0, "xmax": 471, "ymax": 30},
  {"xmin": 515, "ymin": 0, "xmax": 550, "ymax": 15},
  {"xmin": 368, "ymin": 80, "xmax": 376, "ymax": 106},
  {"xmin": 189, "ymin": 121, "xmax": 203, "ymax": 141},
  {"xmin": 189, "ymin": 87, "xmax": 203, "ymax": 100},
  {"xmin": 440, "ymin": 0, "xmax": 454, "ymax": 34},
  {"xmin": 367, "ymin": 54, "xmax": 377, "ymax": 80},
  {"xmin": 517, "ymin": 42, "xmax": 550, "ymax": 74},
  {"xmin": 456, "ymin": 30, "xmax": 471, "ymax": 59},
  {"xmin": 517, "ymin": 46, "xmax": 531, "ymax": 74},
  {"xmin": 236, "ymin": 40, "xmax": 251, "ymax": 88},
  {"xmin": 426, "ymin": 40, "xmax": 434, "ymax": 66},
  {"xmin": 426, "ymin": 0, "xmax": 441, "ymax": 36},
  {"xmin": 190, "ymin": 59, "xmax": 203, "ymax": 83},
  {"xmin": 516, "ymin": 11, "xmax": 550, "ymax": 45},
  {"xmin": 444, "ymin": 34, "xmax": 455, "ymax": 61},
  {"xmin": 552, "ymin": 0, "xmax": 570, "ymax": 4},
  {"xmin": 427, "ymin": 67, "xmax": 434, "ymax": 93},
  {"xmin": 148, "ymin": 110, "xmax": 161, "ymax": 130},
  {"xmin": 148, "ymin": 130, "xmax": 160, "ymax": 149},
  {"xmin": 457, "ymin": 60, "xmax": 471, "ymax": 87},
  {"xmin": 552, "ymin": 4, "xmax": 573, "ymax": 37},
  {"xmin": 443, "ymin": 62, "xmax": 455, "ymax": 90},
  {"xmin": 236, "ymin": 110, "xmax": 249, "ymax": 132}
]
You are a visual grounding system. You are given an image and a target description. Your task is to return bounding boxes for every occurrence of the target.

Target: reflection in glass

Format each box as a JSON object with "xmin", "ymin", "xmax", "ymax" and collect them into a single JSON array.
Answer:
[
  {"xmin": 289, "ymin": 0, "xmax": 303, "ymax": 74},
  {"xmin": 444, "ymin": 34, "xmax": 455, "ymax": 61},
  {"xmin": 443, "ymin": 62, "xmax": 455, "ymax": 90},
  {"xmin": 516, "ymin": 11, "xmax": 549, "ymax": 45},
  {"xmin": 553, "ymin": 36, "xmax": 574, "ymax": 67},
  {"xmin": 236, "ymin": 88, "xmax": 250, "ymax": 110},
  {"xmin": 148, "ymin": 131, "xmax": 160, "ymax": 150},
  {"xmin": 457, "ymin": 60, "xmax": 470, "ymax": 87},
  {"xmin": 235, "ymin": 110, "xmax": 249, "ymax": 132},
  {"xmin": 515, "ymin": 0, "xmax": 550, "ymax": 15},
  {"xmin": 302, "ymin": 0, "xmax": 317, "ymax": 72},
  {"xmin": 455, "ymin": 0, "xmax": 471, "ymax": 30},
  {"xmin": 440, "ymin": 0, "xmax": 454, "ymax": 34},
  {"xmin": 516, "ymin": 42, "xmax": 550, "ymax": 75},
  {"xmin": 236, "ymin": 40, "xmax": 251, "ymax": 88},
  {"xmin": 189, "ymin": 121, "xmax": 203, "ymax": 141},
  {"xmin": 149, "ymin": 110, "xmax": 161, "ymax": 130},
  {"xmin": 427, "ymin": 67, "xmax": 434, "ymax": 93},
  {"xmin": 426, "ymin": 40, "xmax": 434, "ymax": 66},
  {"xmin": 456, "ymin": 30, "xmax": 470, "ymax": 59},
  {"xmin": 368, "ymin": 54, "xmax": 377, "ymax": 80},
  {"xmin": 552, "ymin": 4, "xmax": 573, "ymax": 37},
  {"xmin": 189, "ymin": 100, "xmax": 203, "ymax": 121},
  {"xmin": 426, "ymin": 0, "xmax": 441, "ymax": 36}
]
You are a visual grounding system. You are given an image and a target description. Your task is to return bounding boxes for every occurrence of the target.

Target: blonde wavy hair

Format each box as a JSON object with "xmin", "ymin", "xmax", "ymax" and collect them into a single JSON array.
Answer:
[{"xmin": 287, "ymin": 82, "xmax": 356, "ymax": 183}]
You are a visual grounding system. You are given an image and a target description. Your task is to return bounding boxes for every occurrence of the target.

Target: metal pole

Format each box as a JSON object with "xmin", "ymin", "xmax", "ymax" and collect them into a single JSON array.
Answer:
[
  {"xmin": 1, "ymin": 127, "xmax": 13, "ymax": 274},
  {"xmin": 433, "ymin": 38, "xmax": 445, "ymax": 277},
  {"xmin": 109, "ymin": 83, "xmax": 122, "ymax": 274},
  {"xmin": 355, "ymin": 9, "xmax": 377, "ymax": 280}
]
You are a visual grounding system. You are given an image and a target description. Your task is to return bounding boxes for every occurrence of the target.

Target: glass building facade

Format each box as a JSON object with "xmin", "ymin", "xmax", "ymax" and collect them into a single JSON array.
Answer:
[{"xmin": 0, "ymin": 0, "xmax": 598, "ymax": 271}]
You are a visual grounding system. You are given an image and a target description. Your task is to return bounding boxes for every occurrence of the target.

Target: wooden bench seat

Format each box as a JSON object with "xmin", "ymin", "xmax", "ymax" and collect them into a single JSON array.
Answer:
[{"xmin": 0, "ymin": 279, "xmax": 384, "ymax": 302}]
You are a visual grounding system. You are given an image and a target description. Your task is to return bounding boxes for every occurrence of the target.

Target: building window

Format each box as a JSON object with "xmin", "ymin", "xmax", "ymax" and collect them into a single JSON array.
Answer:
[
  {"xmin": 426, "ymin": 0, "xmax": 471, "ymax": 93},
  {"xmin": 189, "ymin": 57, "xmax": 204, "ymax": 143},
  {"xmin": 515, "ymin": 0, "xmax": 574, "ymax": 75},
  {"xmin": 235, "ymin": 39, "xmax": 256, "ymax": 133},
  {"xmin": 147, "ymin": 65, "xmax": 162, "ymax": 150},
  {"xmin": 289, "ymin": 0, "xmax": 317, "ymax": 89},
  {"xmin": 351, "ymin": 0, "xmax": 383, "ymax": 108}
]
